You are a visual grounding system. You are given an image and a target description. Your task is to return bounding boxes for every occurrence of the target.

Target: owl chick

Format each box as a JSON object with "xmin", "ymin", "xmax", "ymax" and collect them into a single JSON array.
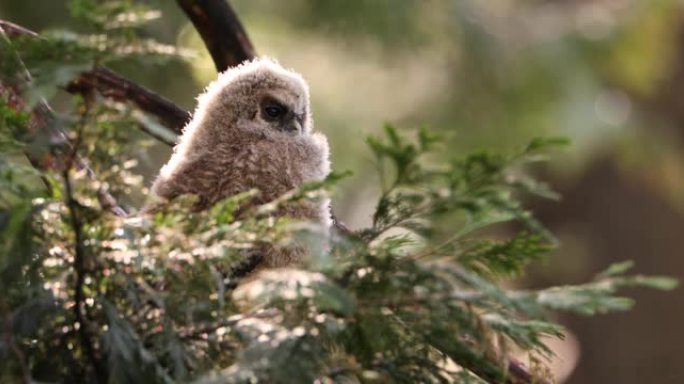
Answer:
[{"xmin": 151, "ymin": 58, "xmax": 331, "ymax": 267}]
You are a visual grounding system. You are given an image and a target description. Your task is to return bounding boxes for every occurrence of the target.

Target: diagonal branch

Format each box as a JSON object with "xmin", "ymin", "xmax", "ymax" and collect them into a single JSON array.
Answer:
[
  {"xmin": 177, "ymin": 0, "xmax": 256, "ymax": 72},
  {"xmin": 66, "ymin": 67, "xmax": 189, "ymax": 135},
  {"xmin": 0, "ymin": 19, "xmax": 38, "ymax": 39}
]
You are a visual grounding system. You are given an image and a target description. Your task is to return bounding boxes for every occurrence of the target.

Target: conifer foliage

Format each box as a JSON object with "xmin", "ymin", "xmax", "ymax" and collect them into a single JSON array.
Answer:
[{"xmin": 0, "ymin": 1, "xmax": 677, "ymax": 383}]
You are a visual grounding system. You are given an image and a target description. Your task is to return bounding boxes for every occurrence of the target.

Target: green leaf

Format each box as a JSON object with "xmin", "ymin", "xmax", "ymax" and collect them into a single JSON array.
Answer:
[
  {"xmin": 597, "ymin": 260, "xmax": 635, "ymax": 278},
  {"xmin": 418, "ymin": 125, "xmax": 440, "ymax": 151},
  {"xmin": 524, "ymin": 137, "xmax": 571, "ymax": 153},
  {"xmin": 615, "ymin": 275, "xmax": 679, "ymax": 291},
  {"xmin": 482, "ymin": 314, "xmax": 564, "ymax": 353},
  {"xmin": 460, "ymin": 232, "xmax": 552, "ymax": 278}
]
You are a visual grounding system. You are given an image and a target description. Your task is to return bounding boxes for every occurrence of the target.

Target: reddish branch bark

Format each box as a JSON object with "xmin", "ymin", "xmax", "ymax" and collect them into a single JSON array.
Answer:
[
  {"xmin": 67, "ymin": 67, "xmax": 190, "ymax": 134},
  {"xmin": 0, "ymin": 20, "xmax": 38, "ymax": 39},
  {"xmin": 177, "ymin": 0, "xmax": 256, "ymax": 71}
]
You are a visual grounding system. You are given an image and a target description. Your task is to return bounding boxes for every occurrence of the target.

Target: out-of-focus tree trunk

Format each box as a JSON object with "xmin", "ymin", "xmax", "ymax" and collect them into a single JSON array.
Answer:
[
  {"xmin": 536, "ymin": 19, "xmax": 684, "ymax": 384},
  {"xmin": 536, "ymin": 157, "xmax": 684, "ymax": 384}
]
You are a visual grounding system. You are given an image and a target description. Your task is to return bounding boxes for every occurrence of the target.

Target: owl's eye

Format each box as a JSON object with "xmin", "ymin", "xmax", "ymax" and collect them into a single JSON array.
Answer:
[{"xmin": 264, "ymin": 104, "xmax": 286, "ymax": 119}]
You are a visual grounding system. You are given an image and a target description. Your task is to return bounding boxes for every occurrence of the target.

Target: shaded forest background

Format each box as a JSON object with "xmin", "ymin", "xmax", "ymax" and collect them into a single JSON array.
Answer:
[{"xmin": 2, "ymin": 1, "xmax": 683, "ymax": 383}]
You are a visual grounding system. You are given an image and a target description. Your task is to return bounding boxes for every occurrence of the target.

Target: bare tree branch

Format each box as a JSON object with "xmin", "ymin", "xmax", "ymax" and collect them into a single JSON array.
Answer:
[
  {"xmin": 177, "ymin": 0, "xmax": 256, "ymax": 72},
  {"xmin": 0, "ymin": 20, "xmax": 38, "ymax": 39},
  {"xmin": 66, "ymin": 67, "xmax": 189, "ymax": 135}
]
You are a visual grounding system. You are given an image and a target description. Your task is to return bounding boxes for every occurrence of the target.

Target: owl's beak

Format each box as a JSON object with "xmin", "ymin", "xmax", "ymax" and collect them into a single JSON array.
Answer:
[
  {"xmin": 287, "ymin": 115, "xmax": 304, "ymax": 133},
  {"xmin": 283, "ymin": 120, "xmax": 301, "ymax": 133}
]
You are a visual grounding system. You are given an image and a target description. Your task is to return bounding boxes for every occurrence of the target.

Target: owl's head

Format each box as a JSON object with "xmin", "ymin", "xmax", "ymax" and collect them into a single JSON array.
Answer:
[{"xmin": 192, "ymin": 57, "xmax": 312, "ymax": 138}]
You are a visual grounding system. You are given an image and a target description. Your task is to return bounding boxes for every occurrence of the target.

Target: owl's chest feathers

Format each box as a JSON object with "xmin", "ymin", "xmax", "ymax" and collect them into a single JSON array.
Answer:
[{"xmin": 200, "ymin": 133, "xmax": 324, "ymax": 201}]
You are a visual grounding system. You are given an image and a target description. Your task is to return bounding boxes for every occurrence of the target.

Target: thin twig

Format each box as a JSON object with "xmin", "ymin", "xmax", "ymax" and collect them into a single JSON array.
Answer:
[
  {"xmin": 0, "ymin": 20, "xmax": 38, "ymax": 38},
  {"xmin": 331, "ymin": 213, "xmax": 356, "ymax": 238},
  {"xmin": 62, "ymin": 106, "xmax": 107, "ymax": 381},
  {"xmin": 63, "ymin": 169, "xmax": 107, "ymax": 384}
]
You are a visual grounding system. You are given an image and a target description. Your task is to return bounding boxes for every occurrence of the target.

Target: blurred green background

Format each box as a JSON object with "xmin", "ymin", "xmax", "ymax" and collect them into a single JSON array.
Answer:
[{"xmin": 2, "ymin": 1, "xmax": 683, "ymax": 382}]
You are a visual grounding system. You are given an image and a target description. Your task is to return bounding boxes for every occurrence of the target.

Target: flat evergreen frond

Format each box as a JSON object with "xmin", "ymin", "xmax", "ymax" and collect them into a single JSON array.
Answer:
[
  {"xmin": 481, "ymin": 314, "xmax": 563, "ymax": 354},
  {"xmin": 459, "ymin": 232, "xmax": 552, "ymax": 278},
  {"xmin": 508, "ymin": 262, "xmax": 677, "ymax": 317}
]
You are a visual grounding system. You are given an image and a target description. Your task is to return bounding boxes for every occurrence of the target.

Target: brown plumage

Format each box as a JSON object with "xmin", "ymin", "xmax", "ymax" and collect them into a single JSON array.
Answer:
[{"xmin": 151, "ymin": 58, "xmax": 331, "ymax": 267}]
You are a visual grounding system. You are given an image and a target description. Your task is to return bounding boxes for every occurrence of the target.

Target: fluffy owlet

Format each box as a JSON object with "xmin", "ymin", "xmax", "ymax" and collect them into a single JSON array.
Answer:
[{"xmin": 151, "ymin": 58, "xmax": 332, "ymax": 267}]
